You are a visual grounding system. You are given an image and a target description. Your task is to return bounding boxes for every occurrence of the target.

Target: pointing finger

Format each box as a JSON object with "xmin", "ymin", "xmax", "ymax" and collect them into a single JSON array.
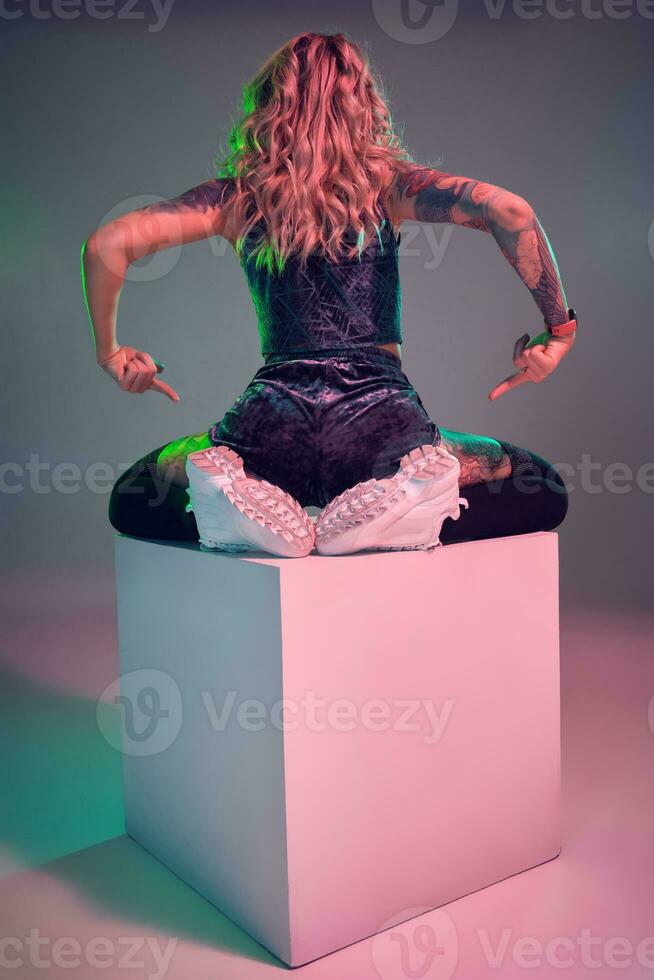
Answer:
[
  {"xmin": 488, "ymin": 367, "xmax": 531, "ymax": 401},
  {"xmin": 150, "ymin": 377, "xmax": 180, "ymax": 402}
]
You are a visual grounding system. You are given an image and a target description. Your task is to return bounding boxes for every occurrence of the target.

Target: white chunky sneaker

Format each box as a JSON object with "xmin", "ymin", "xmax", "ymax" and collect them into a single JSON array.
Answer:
[
  {"xmin": 185, "ymin": 446, "xmax": 315, "ymax": 558},
  {"xmin": 315, "ymin": 444, "xmax": 469, "ymax": 556}
]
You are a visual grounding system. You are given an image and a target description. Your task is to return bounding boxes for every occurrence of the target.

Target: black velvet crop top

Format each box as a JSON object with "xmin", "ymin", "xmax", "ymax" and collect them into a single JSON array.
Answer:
[{"xmin": 236, "ymin": 193, "xmax": 403, "ymax": 355}]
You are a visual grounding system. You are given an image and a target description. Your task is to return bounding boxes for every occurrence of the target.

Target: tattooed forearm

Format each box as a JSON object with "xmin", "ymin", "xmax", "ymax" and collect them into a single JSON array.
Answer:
[
  {"xmin": 394, "ymin": 167, "xmax": 568, "ymax": 326},
  {"xmin": 493, "ymin": 212, "xmax": 568, "ymax": 326}
]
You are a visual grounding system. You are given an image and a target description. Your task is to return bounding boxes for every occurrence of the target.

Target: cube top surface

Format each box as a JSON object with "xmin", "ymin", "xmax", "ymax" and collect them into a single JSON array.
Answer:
[{"xmin": 114, "ymin": 530, "xmax": 557, "ymax": 569}]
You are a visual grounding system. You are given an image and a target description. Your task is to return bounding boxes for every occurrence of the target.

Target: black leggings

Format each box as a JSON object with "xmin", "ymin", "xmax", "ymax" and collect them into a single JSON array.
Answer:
[{"xmin": 108, "ymin": 438, "xmax": 568, "ymax": 546}]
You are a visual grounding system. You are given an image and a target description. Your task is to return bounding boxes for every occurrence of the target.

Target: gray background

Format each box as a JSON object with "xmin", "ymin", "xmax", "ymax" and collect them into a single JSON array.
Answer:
[{"xmin": 2, "ymin": 0, "xmax": 653, "ymax": 611}]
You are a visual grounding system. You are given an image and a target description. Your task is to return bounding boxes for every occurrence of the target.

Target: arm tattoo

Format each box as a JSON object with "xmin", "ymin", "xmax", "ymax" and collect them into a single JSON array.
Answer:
[
  {"xmin": 495, "ymin": 214, "xmax": 568, "ymax": 327},
  {"xmin": 395, "ymin": 167, "xmax": 568, "ymax": 326},
  {"xmin": 146, "ymin": 177, "xmax": 235, "ymax": 214}
]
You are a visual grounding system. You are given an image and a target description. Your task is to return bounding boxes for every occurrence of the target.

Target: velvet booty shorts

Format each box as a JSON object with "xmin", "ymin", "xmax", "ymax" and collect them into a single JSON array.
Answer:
[{"xmin": 208, "ymin": 346, "xmax": 440, "ymax": 509}]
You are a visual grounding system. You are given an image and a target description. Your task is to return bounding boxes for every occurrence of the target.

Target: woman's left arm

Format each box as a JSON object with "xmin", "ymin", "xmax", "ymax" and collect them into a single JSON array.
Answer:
[{"xmin": 81, "ymin": 178, "xmax": 234, "ymax": 400}]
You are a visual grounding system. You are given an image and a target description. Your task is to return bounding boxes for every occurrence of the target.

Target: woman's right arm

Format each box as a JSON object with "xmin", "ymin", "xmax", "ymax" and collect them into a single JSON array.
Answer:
[
  {"xmin": 385, "ymin": 164, "xmax": 576, "ymax": 399},
  {"xmin": 386, "ymin": 164, "xmax": 569, "ymax": 327},
  {"xmin": 81, "ymin": 178, "xmax": 234, "ymax": 399}
]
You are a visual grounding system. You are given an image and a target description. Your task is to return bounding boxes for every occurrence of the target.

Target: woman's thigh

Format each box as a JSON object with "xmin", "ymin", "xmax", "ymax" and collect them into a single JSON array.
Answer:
[
  {"xmin": 155, "ymin": 430, "xmax": 213, "ymax": 487},
  {"xmin": 153, "ymin": 426, "xmax": 539, "ymax": 495},
  {"xmin": 438, "ymin": 428, "xmax": 512, "ymax": 486}
]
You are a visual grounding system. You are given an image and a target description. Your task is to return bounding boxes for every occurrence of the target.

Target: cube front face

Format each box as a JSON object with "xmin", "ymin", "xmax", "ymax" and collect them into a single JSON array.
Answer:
[
  {"xmin": 114, "ymin": 532, "xmax": 560, "ymax": 969},
  {"xmin": 279, "ymin": 533, "xmax": 561, "ymax": 965}
]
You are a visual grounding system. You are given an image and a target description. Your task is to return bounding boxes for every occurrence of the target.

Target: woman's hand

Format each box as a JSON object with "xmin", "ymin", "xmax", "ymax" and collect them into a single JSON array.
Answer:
[
  {"xmin": 488, "ymin": 330, "xmax": 576, "ymax": 401},
  {"xmin": 99, "ymin": 345, "xmax": 180, "ymax": 402}
]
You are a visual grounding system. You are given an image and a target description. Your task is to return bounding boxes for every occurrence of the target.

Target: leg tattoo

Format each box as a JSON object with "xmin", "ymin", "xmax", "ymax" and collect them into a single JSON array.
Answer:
[{"xmin": 439, "ymin": 428, "xmax": 512, "ymax": 487}]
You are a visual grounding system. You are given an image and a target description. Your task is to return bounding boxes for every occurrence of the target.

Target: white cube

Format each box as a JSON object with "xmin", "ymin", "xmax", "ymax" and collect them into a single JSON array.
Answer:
[{"xmin": 114, "ymin": 531, "xmax": 561, "ymax": 967}]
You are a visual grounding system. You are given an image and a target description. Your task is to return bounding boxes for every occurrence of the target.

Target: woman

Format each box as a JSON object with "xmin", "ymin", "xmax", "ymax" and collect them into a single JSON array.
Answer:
[{"xmin": 82, "ymin": 31, "xmax": 574, "ymax": 558}]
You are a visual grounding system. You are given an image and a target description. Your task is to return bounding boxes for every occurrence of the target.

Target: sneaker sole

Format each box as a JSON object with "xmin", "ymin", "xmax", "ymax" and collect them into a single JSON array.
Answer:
[
  {"xmin": 185, "ymin": 446, "xmax": 315, "ymax": 558},
  {"xmin": 316, "ymin": 444, "xmax": 468, "ymax": 555}
]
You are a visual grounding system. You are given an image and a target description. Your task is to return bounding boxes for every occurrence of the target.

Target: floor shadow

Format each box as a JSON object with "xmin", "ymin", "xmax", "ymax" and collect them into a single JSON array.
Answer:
[
  {"xmin": 0, "ymin": 663, "xmax": 285, "ymax": 968},
  {"xmin": 0, "ymin": 662, "xmax": 124, "ymax": 871},
  {"xmin": 39, "ymin": 835, "xmax": 286, "ymax": 968}
]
